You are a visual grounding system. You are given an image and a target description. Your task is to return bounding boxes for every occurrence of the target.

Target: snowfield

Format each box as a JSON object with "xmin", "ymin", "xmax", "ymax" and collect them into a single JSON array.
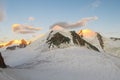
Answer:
[
  {"xmin": 0, "ymin": 47, "xmax": 120, "ymax": 80},
  {"xmin": 103, "ymin": 38, "xmax": 120, "ymax": 57}
]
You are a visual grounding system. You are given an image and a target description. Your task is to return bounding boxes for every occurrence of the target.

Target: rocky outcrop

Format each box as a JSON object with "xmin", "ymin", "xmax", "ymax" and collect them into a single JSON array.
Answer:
[
  {"xmin": 6, "ymin": 45, "xmax": 26, "ymax": 50},
  {"xmin": 70, "ymin": 31, "xmax": 100, "ymax": 52},
  {"xmin": 6, "ymin": 39, "xmax": 28, "ymax": 50},
  {"xmin": 110, "ymin": 37, "xmax": 120, "ymax": 41},
  {"xmin": 0, "ymin": 52, "xmax": 7, "ymax": 68},
  {"xmin": 6, "ymin": 46, "xmax": 17, "ymax": 50},
  {"xmin": 46, "ymin": 32, "xmax": 70, "ymax": 48},
  {"xmin": 96, "ymin": 33, "xmax": 104, "ymax": 49},
  {"xmin": 70, "ymin": 31, "xmax": 85, "ymax": 46}
]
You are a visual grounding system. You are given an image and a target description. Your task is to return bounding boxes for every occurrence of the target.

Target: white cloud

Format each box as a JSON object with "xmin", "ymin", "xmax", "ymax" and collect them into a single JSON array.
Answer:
[
  {"xmin": 50, "ymin": 16, "xmax": 98, "ymax": 29},
  {"xmin": 12, "ymin": 24, "xmax": 42, "ymax": 34}
]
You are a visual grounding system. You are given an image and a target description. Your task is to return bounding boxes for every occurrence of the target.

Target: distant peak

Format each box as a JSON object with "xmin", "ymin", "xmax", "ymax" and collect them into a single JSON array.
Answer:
[{"xmin": 51, "ymin": 25, "xmax": 64, "ymax": 30}]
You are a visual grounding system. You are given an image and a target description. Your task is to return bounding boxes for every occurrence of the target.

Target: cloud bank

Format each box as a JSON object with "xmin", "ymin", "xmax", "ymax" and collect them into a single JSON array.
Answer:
[
  {"xmin": 12, "ymin": 24, "xmax": 41, "ymax": 34},
  {"xmin": 50, "ymin": 16, "xmax": 98, "ymax": 29}
]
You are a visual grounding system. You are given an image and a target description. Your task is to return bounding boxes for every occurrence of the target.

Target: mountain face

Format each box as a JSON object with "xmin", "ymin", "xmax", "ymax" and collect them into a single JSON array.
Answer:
[
  {"xmin": 46, "ymin": 30, "xmax": 100, "ymax": 52},
  {"xmin": 46, "ymin": 31, "xmax": 70, "ymax": 48},
  {"xmin": 78, "ymin": 29, "xmax": 104, "ymax": 50},
  {"xmin": 78, "ymin": 29, "xmax": 120, "ymax": 57},
  {"xmin": 96, "ymin": 32, "xmax": 104, "ymax": 49},
  {"xmin": 70, "ymin": 31, "xmax": 99, "ymax": 52}
]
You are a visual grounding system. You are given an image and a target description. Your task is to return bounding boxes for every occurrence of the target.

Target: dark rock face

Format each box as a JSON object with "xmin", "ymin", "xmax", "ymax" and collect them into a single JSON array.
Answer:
[
  {"xmin": 6, "ymin": 39, "xmax": 28, "ymax": 50},
  {"xmin": 110, "ymin": 37, "xmax": 120, "ymax": 41},
  {"xmin": 46, "ymin": 32, "xmax": 70, "ymax": 48},
  {"xmin": 70, "ymin": 31, "xmax": 85, "ymax": 46},
  {"xmin": 6, "ymin": 46, "xmax": 17, "ymax": 50},
  {"xmin": 0, "ymin": 52, "xmax": 7, "ymax": 68},
  {"xmin": 6, "ymin": 45, "xmax": 26, "ymax": 50},
  {"xmin": 47, "ymin": 30, "xmax": 54, "ymax": 40},
  {"xmin": 70, "ymin": 31, "xmax": 100, "ymax": 52},
  {"xmin": 18, "ymin": 44, "xmax": 26, "ymax": 48},
  {"xmin": 96, "ymin": 33, "xmax": 104, "ymax": 49}
]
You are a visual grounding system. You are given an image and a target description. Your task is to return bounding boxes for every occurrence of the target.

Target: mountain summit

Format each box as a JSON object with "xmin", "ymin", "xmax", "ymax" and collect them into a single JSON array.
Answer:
[{"xmin": 45, "ymin": 30, "xmax": 100, "ymax": 52}]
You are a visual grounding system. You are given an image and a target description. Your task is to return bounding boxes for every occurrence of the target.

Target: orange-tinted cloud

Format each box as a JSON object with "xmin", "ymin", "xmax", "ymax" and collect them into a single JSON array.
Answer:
[
  {"xmin": 12, "ymin": 24, "xmax": 41, "ymax": 34},
  {"xmin": 50, "ymin": 16, "xmax": 98, "ymax": 29}
]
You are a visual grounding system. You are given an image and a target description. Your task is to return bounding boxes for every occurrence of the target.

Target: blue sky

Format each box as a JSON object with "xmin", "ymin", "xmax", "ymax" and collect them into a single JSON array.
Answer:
[{"xmin": 0, "ymin": 0, "xmax": 120, "ymax": 41}]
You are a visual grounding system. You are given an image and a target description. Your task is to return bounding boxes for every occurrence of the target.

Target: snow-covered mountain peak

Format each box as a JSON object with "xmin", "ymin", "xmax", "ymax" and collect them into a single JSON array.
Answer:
[
  {"xmin": 28, "ymin": 30, "xmax": 100, "ymax": 52},
  {"xmin": 78, "ymin": 29, "xmax": 97, "ymax": 38}
]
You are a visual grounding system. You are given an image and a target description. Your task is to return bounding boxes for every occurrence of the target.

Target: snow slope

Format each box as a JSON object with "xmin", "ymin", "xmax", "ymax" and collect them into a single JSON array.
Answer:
[
  {"xmin": 103, "ymin": 38, "xmax": 120, "ymax": 57},
  {"xmin": 0, "ymin": 47, "xmax": 120, "ymax": 80}
]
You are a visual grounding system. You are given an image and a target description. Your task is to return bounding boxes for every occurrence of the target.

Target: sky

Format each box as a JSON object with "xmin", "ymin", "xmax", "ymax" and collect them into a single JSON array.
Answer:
[{"xmin": 0, "ymin": 0, "xmax": 120, "ymax": 41}]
